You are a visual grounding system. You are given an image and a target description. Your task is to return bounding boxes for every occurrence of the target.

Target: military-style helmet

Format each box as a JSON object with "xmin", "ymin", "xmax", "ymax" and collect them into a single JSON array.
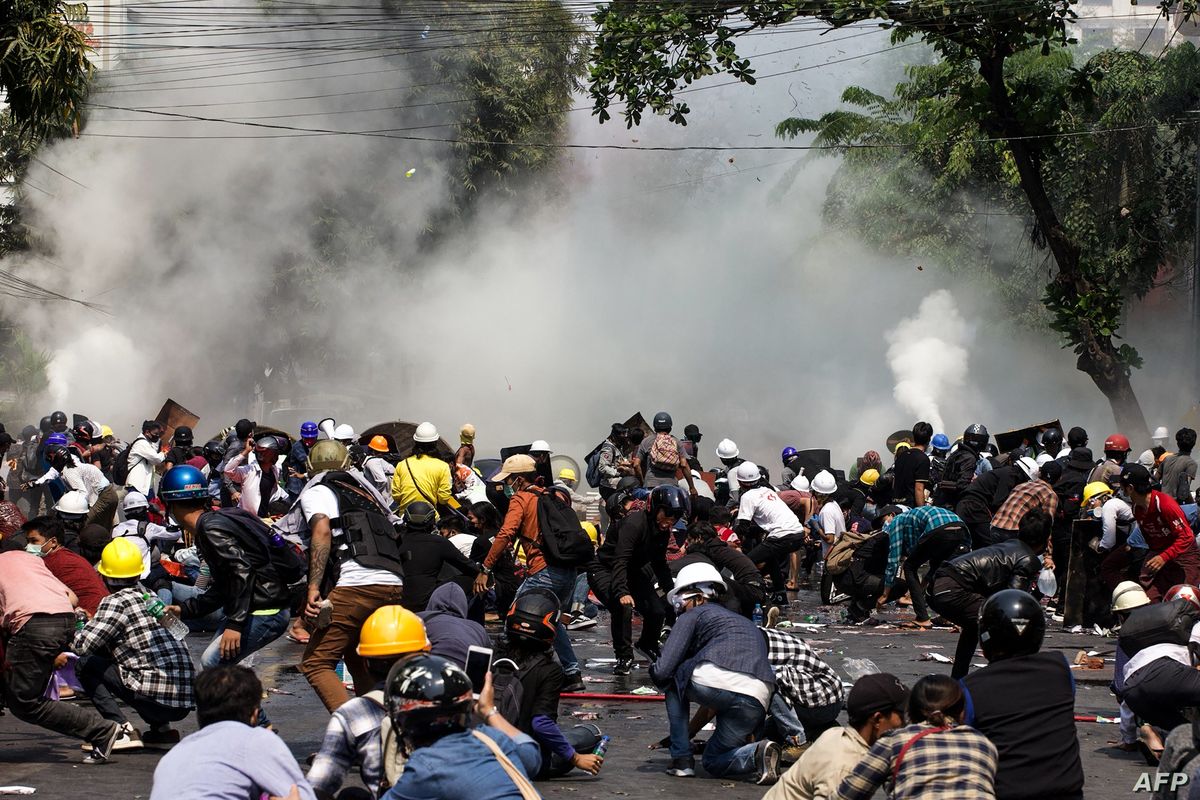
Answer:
[{"xmin": 307, "ymin": 440, "xmax": 350, "ymax": 475}]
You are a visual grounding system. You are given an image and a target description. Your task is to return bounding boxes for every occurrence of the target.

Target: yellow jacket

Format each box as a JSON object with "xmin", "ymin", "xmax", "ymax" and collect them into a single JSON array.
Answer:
[{"xmin": 391, "ymin": 454, "xmax": 460, "ymax": 514}]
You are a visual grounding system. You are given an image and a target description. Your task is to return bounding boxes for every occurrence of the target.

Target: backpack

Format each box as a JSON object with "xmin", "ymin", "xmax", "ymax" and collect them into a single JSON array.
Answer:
[
  {"xmin": 111, "ymin": 436, "xmax": 141, "ymax": 486},
  {"xmin": 534, "ymin": 488, "xmax": 595, "ymax": 568},
  {"xmin": 824, "ymin": 528, "xmax": 876, "ymax": 576},
  {"xmin": 365, "ymin": 690, "xmax": 404, "ymax": 793},
  {"xmin": 584, "ymin": 441, "xmax": 605, "ymax": 489},
  {"xmin": 207, "ymin": 507, "xmax": 308, "ymax": 601},
  {"xmin": 648, "ymin": 432, "xmax": 681, "ymax": 473},
  {"xmin": 491, "ymin": 657, "xmax": 525, "ymax": 725},
  {"xmin": 1118, "ymin": 598, "xmax": 1200, "ymax": 656}
]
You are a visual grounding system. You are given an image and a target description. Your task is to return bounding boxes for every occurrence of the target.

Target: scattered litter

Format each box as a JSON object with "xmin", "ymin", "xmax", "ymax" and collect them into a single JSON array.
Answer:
[
  {"xmin": 776, "ymin": 620, "xmax": 793, "ymax": 628},
  {"xmin": 842, "ymin": 657, "xmax": 880, "ymax": 679},
  {"xmin": 630, "ymin": 686, "xmax": 659, "ymax": 695},
  {"xmin": 625, "ymin": 715, "xmax": 643, "ymax": 720},
  {"xmin": 1087, "ymin": 650, "xmax": 1101, "ymax": 657},
  {"xmin": 266, "ymin": 687, "xmax": 294, "ymax": 695},
  {"xmin": 793, "ymin": 623, "xmax": 826, "ymax": 632},
  {"xmin": 914, "ymin": 643, "xmax": 943, "ymax": 649},
  {"xmin": 879, "ymin": 644, "xmax": 897, "ymax": 649},
  {"xmin": 1068, "ymin": 625, "xmax": 1083, "ymax": 634},
  {"xmin": 0, "ymin": 789, "xmax": 36, "ymax": 796},
  {"xmin": 701, "ymin": 722, "xmax": 716, "ymax": 731},
  {"xmin": 572, "ymin": 712, "xmax": 600, "ymax": 720},
  {"xmin": 1072, "ymin": 650, "xmax": 1105, "ymax": 670},
  {"xmin": 1092, "ymin": 624, "xmax": 1111, "ymax": 636},
  {"xmin": 918, "ymin": 652, "xmax": 953, "ymax": 664},
  {"xmin": 405, "ymin": 168, "xmax": 417, "ymax": 178},
  {"xmin": 583, "ymin": 676, "xmax": 611, "ymax": 683},
  {"xmin": 973, "ymin": 663, "xmax": 987, "ymax": 668}
]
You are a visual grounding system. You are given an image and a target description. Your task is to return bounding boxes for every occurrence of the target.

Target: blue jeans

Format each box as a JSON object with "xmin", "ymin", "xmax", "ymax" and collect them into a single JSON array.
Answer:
[
  {"xmin": 517, "ymin": 565, "xmax": 580, "ymax": 674},
  {"xmin": 768, "ymin": 694, "xmax": 842, "ymax": 744},
  {"xmin": 666, "ymin": 681, "xmax": 765, "ymax": 777},
  {"xmin": 200, "ymin": 609, "xmax": 291, "ymax": 669}
]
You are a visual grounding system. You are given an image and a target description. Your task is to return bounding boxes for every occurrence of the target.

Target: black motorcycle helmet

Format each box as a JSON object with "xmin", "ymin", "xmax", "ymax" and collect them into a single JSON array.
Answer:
[
  {"xmin": 202, "ymin": 440, "xmax": 226, "ymax": 465},
  {"xmin": 405, "ymin": 501, "xmax": 436, "ymax": 531},
  {"xmin": 385, "ymin": 653, "xmax": 474, "ymax": 755},
  {"xmin": 506, "ymin": 587, "xmax": 559, "ymax": 645},
  {"xmin": 652, "ymin": 411, "xmax": 673, "ymax": 432},
  {"xmin": 49, "ymin": 410, "xmax": 68, "ymax": 432},
  {"xmin": 72, "ymin": 421, "xmax": 96, "ymax": 444},
  {"xmin": 962, "ymin": 423, "xmax": 990, "ymax": 452},
  {"xmin": 45, "ymin": 444, "xmax": 72, "ymax": 468},
  {"xmin": 649, "ymin": 484, "xmax": 688, "ymax": 522},
  {"xmin": 173, "ymin": 425, "xmax": 194, "ymax": 447},
  {"xmin": 605, "ymin": 487, "xmax": 635, "ymax": 520},
  {"xmin": 39, "ymin": 416, "xmax": 52, "ymax": 435},
  {"xmin": 978, "ymin": 589, "xmax": 1045, "ymax": 661},
  {"xmin": 1040, "ymin": 428, "xmax": 1063, "ymax": 455}
]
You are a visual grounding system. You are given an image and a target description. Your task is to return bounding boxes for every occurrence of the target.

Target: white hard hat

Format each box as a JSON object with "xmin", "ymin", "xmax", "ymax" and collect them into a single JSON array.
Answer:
[
  {"xmin": 413, "ymin": 422, "xmax": 439, "ymax": 443},
  {"xmin": 667, "ymin": 561, "xmax": 727, "ymax": 606},
  {"xmin": 1035, "ymin": 453, "xmax": 1052, "ymax": 467},
  {"xmin": 530, "ymin": 439, "xmax": 552, "ymax": 454},
  {"xmin": 790, "ymin": 474, "xmax": 810, "ymax": 492},
  {"xmin": 715, "ymin": 438, "xmax": 739, "ymax": 460},
  {"xmin": 734, "ymin": 461, "xmax": 761, "ymax": 484},
  {"xmin": 1111, "ymin": 580, "xmax": 1151, "ymax": 613},
  {"xmin": 1137, "ymin": 449, "xmax": 1156, "ymax": 470},
  {"xmin": 1016, "ymin": 456, "xmax": 1040, "ymax": 481},
  {"xmin": 810, "ymin": 470, "xmax": 837, "ymax": 496},
  {"xmin": 333, "ymin": 423, "xmax": 355, "ymax": 441},
  {"xmin": 122, "ymin": 491, "xmax": 150, "ymax": 512},
  {"xmin": 1153, "ymin": 426, "xmax": 1170, "ymax": 441},
  {"xmin": 54, "ymin": 490, "xmax": 90, "ymax": 516}
]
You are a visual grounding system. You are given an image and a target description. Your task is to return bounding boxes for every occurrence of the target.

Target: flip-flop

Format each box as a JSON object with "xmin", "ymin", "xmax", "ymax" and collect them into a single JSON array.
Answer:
[
  {"xmin": 897, "ymin": 620, "xmax": 934, "ymax": 630},
  {"xmin": 285, "ymin": 632, "xmax": 310, "ymax": 644}
]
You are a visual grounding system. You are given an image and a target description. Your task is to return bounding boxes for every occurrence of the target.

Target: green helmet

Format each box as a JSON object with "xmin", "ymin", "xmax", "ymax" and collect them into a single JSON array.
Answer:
[{"xmin": 307, "ymin": 440, "xmax": 350, "ymax": 475}]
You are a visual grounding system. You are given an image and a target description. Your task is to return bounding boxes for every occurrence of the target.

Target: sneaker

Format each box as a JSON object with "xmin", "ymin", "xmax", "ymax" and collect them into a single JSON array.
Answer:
[
  {"xmin": 566, "ymin": 616, "xmax": 597, "ymax": 631},
  {"xmin": 765, "ymin": 606, "xmax": 781, "ymax": 629},
  {"xmin": 561, "ymin": 672, "xmax": 585, "ymax": 694},
  {"xmin": 666, "ymin": 756, "xmax": 695, "ymax": 777},
  {"xmin": 112, "ymin": 722, "xmax": 143, "ymax": 752},
  {"xmin": 141, "ymin": 727, "xmax": 181, "ymax": 749},
  {"xmin": 83, "ymin": 723, "xmax": 120, "ymax": 765},
  {"xmin": 634, "ymin": 643, "xmax": 661, "ymax": 663},
  {"xmin": 612, "ymin": 658, "xmax": 635, "ymax": 676},
  {"xmin": 754, "ymin": 740, "xmax": 781, "ymax": 785}
]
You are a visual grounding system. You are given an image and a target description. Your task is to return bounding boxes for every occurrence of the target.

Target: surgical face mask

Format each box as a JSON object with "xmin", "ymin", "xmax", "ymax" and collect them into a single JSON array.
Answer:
[
  {"xmin": 25, "ymin": 543, "xmax": 44, "ymax": 556},
  {"xmin": 1091, "ymin": 507, "xmax": 1103, "ymax": 519}
]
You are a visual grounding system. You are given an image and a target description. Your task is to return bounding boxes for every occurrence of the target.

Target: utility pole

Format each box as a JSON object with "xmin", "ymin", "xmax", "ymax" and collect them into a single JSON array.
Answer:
[{"xmin": 1194, "ymin": 117, "xmax": 1200, "ymax": 400}]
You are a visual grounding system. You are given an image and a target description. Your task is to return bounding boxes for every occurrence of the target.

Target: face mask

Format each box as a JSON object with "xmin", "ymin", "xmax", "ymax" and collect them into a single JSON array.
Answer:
[
  {"xmin": 25, "ymin": 544, "xmax": 44, "ymax": 556},
  {"xmin": 503, "ymin": 484, "xmax": 515, "ymax": 498},
  {"xmin": 1091, "ymin": 507, "xmax": 1103, "ymax": 519}
]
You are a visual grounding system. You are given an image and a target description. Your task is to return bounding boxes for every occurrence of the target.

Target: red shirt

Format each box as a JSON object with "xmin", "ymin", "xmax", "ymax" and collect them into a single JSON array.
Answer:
[
  {"xmin": 1133, "ymin": 490, "xmax": 1197, "ymax": 562},
  {"xmin": 43, "ymin": 547, "xmax": 108, "ymax": 615}
]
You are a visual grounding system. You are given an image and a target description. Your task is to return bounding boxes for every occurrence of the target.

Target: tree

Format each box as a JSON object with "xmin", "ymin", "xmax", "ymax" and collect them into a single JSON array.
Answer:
[
  {"xmin": 588, "ymin": 0, "xmax": 1200, "ymax": 436},
  {"xmin": 0, "ymin": 0, "xmax": 93, "ymax": 136}
]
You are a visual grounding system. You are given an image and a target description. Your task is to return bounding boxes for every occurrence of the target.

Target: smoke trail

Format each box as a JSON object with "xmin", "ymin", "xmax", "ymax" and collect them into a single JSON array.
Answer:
[{"xmin": 885, "ymin": 289, "xmax": 971, "ymax": 436}]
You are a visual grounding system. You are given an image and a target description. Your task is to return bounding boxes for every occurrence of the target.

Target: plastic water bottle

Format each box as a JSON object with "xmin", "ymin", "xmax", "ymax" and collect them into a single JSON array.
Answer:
[
  {"xmin": 1037, "ymin": 568, "xmax": 1058, "ymax": 597},
  {"xmin": 593, "ymin": 735, "xmax": 610, "ymax": 757},
  {"xmin": 752, "ymin": 603, "xmax": 764, "ymax": 626},
  {"xmin": 142, "ymin": 593, "xmax": 189, "ymax": 641},
  {"xmin": 74, "ymin": 609, "xmax": 88, "ymax": 631}
]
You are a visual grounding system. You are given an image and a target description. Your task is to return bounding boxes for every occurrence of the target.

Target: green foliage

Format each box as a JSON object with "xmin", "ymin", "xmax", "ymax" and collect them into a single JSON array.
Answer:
[
  {"xmin": 0, "ymin": 319, "xmax": 50, "ymax": 420},
  {"xmin": 0, "ymin": 0, "xmax": 93, "ymax": 137}
]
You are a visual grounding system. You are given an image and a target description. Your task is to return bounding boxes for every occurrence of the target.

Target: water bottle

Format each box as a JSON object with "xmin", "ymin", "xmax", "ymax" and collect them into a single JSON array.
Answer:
[
  {"xmin": 593, "ymin": 735, "xmax": 610, "ymax": 757},
  {"xmin": 74, "ymin": 609, "xmax": 88, "ymax": 631},
  {"xmin": 142, "ymin": 592, "xmax": 189, "ymax": 641},
  {"xmin": 752, "ymin": 603, "xmax": 764, "ymax": 626},
  {"xmin": 142, "ymin": 592, "xmax": 166, "ymax": 618},
  {"xmin": 1037, "ymin": 568, "xmax": 1058, "ymax": 597}
]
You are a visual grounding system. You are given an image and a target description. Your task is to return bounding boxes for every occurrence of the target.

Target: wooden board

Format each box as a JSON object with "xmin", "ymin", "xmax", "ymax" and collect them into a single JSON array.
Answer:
[{"xmin": 154, "ymin": 398, "xmax": 200, "ymax": 445}]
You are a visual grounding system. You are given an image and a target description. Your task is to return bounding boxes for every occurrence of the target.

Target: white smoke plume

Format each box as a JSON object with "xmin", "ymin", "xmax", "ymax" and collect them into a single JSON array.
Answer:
[{"xmin": 885, "ymin": 289, "xmax": 971, "ymax": 436}]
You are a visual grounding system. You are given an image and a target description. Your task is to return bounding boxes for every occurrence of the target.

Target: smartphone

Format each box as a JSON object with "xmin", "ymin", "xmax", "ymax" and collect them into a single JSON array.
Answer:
[{"xmin": 465, "ymin": 645, "xmax": 493, "ymax": 697}]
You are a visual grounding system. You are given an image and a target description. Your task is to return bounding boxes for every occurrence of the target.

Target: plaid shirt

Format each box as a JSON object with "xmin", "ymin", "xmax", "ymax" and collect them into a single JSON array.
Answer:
[
  {"xmin": 837, "ymin": 723, "xmax": 998, "ymax": 800},
  {"xmin": 883, "ymin": 506, "xmax": 963, "ymax": 588},
  {"xmin": 308, "ymin": 694, "xmax": 387, "ymax": 798},
  {"xmin": 991, "ymin": 480, "xmax": 1058, "ymax": 533},
  {"xmin": 761, "ymin": 627, "xmax": 844, "ymax": 709},
  {"xmin": 72, "ymin": 588, "xmax": 195, "ymax": 709}
]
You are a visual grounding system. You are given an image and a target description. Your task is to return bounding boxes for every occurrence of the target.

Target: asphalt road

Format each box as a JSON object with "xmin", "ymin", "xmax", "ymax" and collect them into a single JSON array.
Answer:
[{"xmin": 0, "ymin": 590, "xmax": 1156, "ymax": 799}]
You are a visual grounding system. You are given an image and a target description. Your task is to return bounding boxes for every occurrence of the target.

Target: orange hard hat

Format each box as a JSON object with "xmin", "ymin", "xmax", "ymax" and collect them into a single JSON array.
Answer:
[{"xmin": 367, "ymin": 435, "xmax": 389, "ymax": 453}]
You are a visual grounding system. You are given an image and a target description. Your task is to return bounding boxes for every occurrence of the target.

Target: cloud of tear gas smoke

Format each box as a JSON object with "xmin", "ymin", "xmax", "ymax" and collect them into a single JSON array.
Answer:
[
  {"xmin": 6, "ymin": 1, "xmax": 1173, "ymax": 471},
  {"xmin": 885, "ymin": 289, "xmax": 970, "ymax": 436}
]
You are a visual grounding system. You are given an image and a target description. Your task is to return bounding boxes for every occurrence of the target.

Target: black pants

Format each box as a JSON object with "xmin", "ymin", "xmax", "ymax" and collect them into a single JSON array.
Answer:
[
  {"xmin": 836, "ymin": 563, "xmax": 908, "ymax": 622},
  {"xmin": 723, "ymin": 579, "xmax": 768, "ymax": 618},
  {"xmin": 540, "ymin": 724, "xmax": 603, "ymax": 779},
  {"xmin": 955, "ymin": 497, "xmax": 992, "ymax": 548},
  {"xmin": 589, "ymin": 567, "xmax": 668, "ymax": 661},
  {"xmin": 904, "ymin": 523, "xmax": 970, "ymax": 623},
  {"xmin": 2, "ymin": 614, "xmax": 113, "ymax": 744},
  {"xmin": 1122, "ymin": 658, "xmax": 1200, "ymax": 731},
  {"xmin": 928, "ymin": 572, "xmax": 985, "ymax": 679},
  {"xmin": 748, "ymin": 534, "xmax": 807, "ymax": 594},
  {"xmin": 76, "ymin": 654, "xmax": 191, "ymax": 728}
]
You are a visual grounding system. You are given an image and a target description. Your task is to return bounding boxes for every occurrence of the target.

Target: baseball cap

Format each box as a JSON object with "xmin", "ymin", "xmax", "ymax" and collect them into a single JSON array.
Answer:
[
  {"xmin": 847, "ymin": 673, "xmax": 909, "ymax": 721},
  {"xmin": 1120, "ymin": 463, "xmax": 1153, "ymax": 492},
  {"xmin": 492, "ymin": 454, "xmax": 537, "ymax": 482}
]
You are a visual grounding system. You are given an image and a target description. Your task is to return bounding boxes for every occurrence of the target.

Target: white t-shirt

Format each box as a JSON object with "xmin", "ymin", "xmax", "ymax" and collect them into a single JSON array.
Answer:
[
  {"xmin": 819, "ymin": 501, "xmax": 847, "ymax": 556},
  {"xmin": 691, "ymin": 662, "xmax": 771, "ymax": 710},
  {"xmin": 737, "ymin": 487, "xmax": 803, "ymax": 539},
  {"xmin": 112, "ymin": 518, "xmax": 181, "ymax": 578},
  {"xmin": 1123, "ymin": 622, "xmax": 1200, "ymax": 683},
  {"xmin": 1099, "ymin": 496, "xmax": 1136, "ymax": 550},
  {"xmin": 449, "ymin": 532, "xmax": 477, "ymax": 558},
  {"xmin": 299, "ymin": 485, "xmax": 403, "ymax": 589}
]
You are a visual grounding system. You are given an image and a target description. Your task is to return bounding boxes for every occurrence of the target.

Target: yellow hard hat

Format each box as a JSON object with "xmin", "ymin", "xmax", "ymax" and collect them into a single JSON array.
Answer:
[
  {"xmin": 97, "ymin": 538, "xmax": 144, "ymax": 579},
  {"xmin": 893, "ymin": 441, "xmax": 911, "ymax": 453},
  {"xmin": 558, "ymin": 467, "xmax": 577, "ymax": 483},
  {"xmin": 581, "ymin": 520, "xmax": 598, "ymax": 544},
  {"xmin": 357, "ymin": 605, "xmax": 431, "ymax": 657},
  {"xmin": 1082, "ymin": 481, "xmax": 1113, "ymax": 507},
  {"xmin": 100, "ymin": 424, "xmax": 114, "ymax": 439},
  {"xmin": 860, "ymin": 468, "xmax": 880, "ymax": 487}
]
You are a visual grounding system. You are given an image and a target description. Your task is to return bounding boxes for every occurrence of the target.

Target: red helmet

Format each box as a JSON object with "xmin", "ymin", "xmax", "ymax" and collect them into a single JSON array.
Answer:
[
  {"xmin": 1103, "ymin": 434, "xmax": 1131, "ymax": 453},
  {"xmin": 1164, "ymin": 584, "xmax": 1200, "ymax": 610}
]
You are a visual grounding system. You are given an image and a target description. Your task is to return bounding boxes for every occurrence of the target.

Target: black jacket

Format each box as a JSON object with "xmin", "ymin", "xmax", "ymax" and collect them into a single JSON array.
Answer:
[
  {"xmin": 955, "ymin": 466, "xmax": 1023, "ymax": 523},
  {"xmin": 942, "ymin": 539, "xmax": 1040, "ymax": 595},
  {"xmin": 602, "ymin": 509, "xmax": 673, "ymax": 599},
  {"xmin": 677, "ymin": 538, "xmax": 762, "ymax": 587},
  {"xmin": 180, "ymin": 509, "xmax": 297, "ymax": 631},
  {"xmin": 933, "ymin": 446, "xmax": 982, "ymax": 507}
]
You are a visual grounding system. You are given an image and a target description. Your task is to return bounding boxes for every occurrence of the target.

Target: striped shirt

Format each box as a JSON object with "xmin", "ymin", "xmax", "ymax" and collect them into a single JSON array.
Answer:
[
  {"xmin": 883, "ymin": 506, "xmax": 963, "ymax": 587},
  {"xmin": 836, "ymin": 722, "xmax": 998, "ymax": 799}
]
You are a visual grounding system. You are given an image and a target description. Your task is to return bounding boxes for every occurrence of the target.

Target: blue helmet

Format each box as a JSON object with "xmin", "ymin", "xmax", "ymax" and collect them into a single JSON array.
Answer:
[
  {"xmin": 46, "ymin": 432, "xmax": 69, "ymax": 447},
  {"xmin": 781, "ymin": 446, "xmax": 798, "ymax": 463},
  {"xmin": 931, "ymin": 433, "xmax": 951, "ymax": 451},
  {"xmin": 300, "ymin": 421, "xmax": 319, "ymax": 439},
  {"xmin": 159, "ymin": 465, "xmax": 209, "ymax": 502}
]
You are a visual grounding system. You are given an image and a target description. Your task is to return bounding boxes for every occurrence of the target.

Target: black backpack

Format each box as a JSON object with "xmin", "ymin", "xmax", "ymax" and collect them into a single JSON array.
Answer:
[
  {"xmin": 534, "ymin": 488, "xmax": 595, "ymax": 568},
  {"xmin": 1118, "ymin": 598, "xmax": 1200, "ymax": 656},
  {"xmin": 491, "ymin": 657, "xmax": 525, "ymax": 726},
  {"xmin": 584, "ymin": 442, "xmax": 605, "ymax": 489},
  {"xmin": 206, "ymin": 508, "xmax": 308, "ymax": 602},
  {"xmin": 111, "ymin": 436, "xmax": 140, "ymax": 487}
]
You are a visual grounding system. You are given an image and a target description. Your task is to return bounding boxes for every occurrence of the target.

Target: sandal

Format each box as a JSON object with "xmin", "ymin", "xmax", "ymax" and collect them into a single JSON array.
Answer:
[{"xmin": 898, "ymin": 620, "xmax": 934, "ymax": 630}]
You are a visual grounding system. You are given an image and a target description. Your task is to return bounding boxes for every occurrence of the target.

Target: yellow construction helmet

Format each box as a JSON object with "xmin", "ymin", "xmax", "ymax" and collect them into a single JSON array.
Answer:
[
  {"xmin": 581, "ymin": 520, "xmax": 598, "ymax": 544},
  {"xmin": 357, "ymin": 605, "xmax": 431, "ymax": 657},
  {"xmin": 1082, "ymin": 481, "xmax": 1113, "ymax": 507},
  {"xmin": 100, "ymin": 424, "xmax": 114, "ymax": 439},
  {"xmin": 559, "ymin": 467, "xmax": 577, "ymax": 483},
  {"xmin": 97, "ymin": 538, "xmax": 144, "ymax": 579},
  {"xmin": 860, "ymin": 469, "xmax": 880, "ymax": 487}
]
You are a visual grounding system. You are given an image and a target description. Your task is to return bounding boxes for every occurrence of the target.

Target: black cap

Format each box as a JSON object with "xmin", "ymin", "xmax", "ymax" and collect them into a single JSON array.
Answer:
[
  {"xmin": 684, "ymin": 424, "xmax": 701, "ymax": 439},
  {"xmin": 1067, "ymin": 447, "xmax": 1093, "ymax": 470},
  {"xmin": 1067, "ymin": 426, "xmax": 1088, "ymax": 447},
  {"xmin": 1120, "ymin": 463, "xmax": 1153, "ymax": 492},
  {"xmin": 847, "ymin": 673, "xmax": 908, "ymax": 719}
]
